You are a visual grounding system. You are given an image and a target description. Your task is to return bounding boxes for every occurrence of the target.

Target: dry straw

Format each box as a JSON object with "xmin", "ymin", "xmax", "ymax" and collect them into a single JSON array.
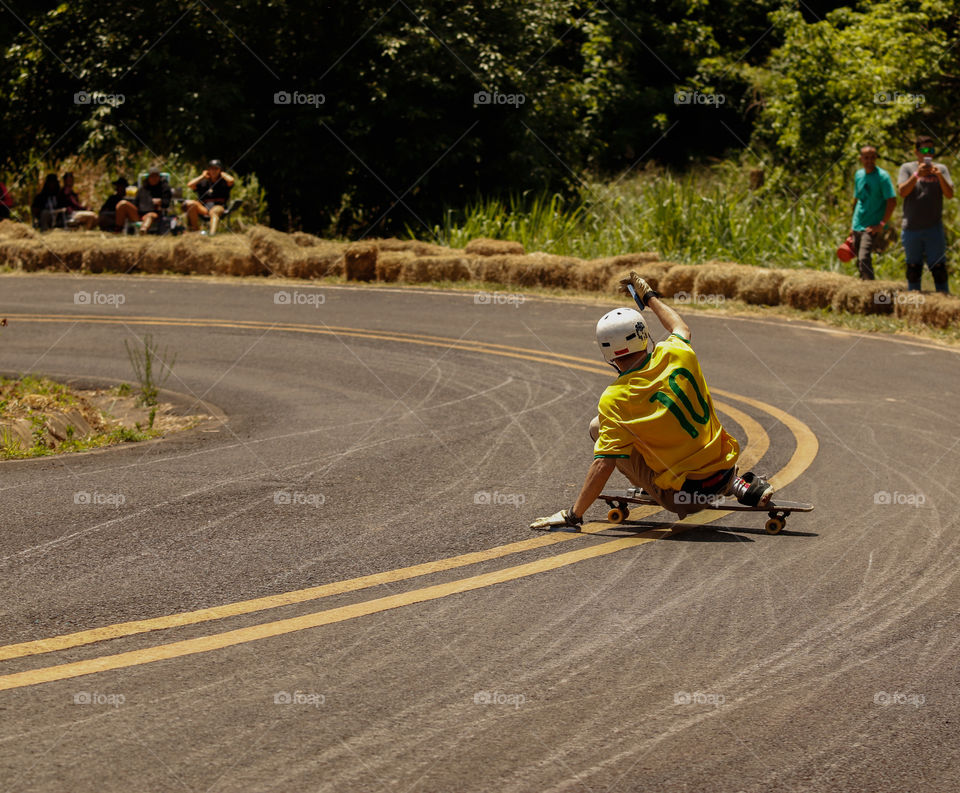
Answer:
[{"xmin": 1, "ymin": 220, "xmax": 957, "ymax": 328}]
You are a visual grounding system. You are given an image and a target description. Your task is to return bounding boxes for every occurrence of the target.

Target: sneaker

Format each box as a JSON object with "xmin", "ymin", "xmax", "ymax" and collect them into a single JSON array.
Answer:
[{"xmin": 730, "ymin": 471, "xmax": 773, "ymax": 507}]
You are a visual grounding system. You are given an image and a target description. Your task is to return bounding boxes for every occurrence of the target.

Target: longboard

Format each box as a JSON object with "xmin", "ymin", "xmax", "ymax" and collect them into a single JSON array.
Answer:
[{"xmin": 598, "ymin": 488, "xmax": 814, "ymax": 534}]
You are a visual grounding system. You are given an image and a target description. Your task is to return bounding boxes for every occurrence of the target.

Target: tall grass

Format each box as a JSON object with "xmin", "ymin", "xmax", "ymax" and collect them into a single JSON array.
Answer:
[{"xmin": 427, "ymin": 166, "xmax": 959, "ymax": 292}]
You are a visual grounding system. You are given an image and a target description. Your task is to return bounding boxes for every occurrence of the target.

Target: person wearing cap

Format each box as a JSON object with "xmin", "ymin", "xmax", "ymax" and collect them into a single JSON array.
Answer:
[
  {"xmin": 529, "ymin": 272, "xmax": 774, "ymax": 531},
  {"xmin": 184, "ymin": 159, "xmax": 235, "ymax": 236},
  {"xmin": 849, "ymin": 146, "xmax": 896, "ymax": 280},
  {"xmin": 98, "ymin": 176, "xmax": 139, "ymax": 232},
  {"xmin": 898, "ymin": 135, "xmax": 953, "ymax": 293},
  {"xmin": 136, "ymin": 167, "xmax": 172, "ymax": 234}
]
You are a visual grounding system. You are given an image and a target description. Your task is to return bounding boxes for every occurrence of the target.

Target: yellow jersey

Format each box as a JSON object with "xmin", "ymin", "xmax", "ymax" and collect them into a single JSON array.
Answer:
[{"xmin": 593, "ymin": 333, "xmax": 740, "ymax": 490}]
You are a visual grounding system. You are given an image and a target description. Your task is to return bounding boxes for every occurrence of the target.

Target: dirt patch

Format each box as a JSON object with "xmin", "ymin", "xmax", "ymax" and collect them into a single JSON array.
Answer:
[{"xmin": 0, "ymin": 376, "xmax": 215, "ymax": 458}]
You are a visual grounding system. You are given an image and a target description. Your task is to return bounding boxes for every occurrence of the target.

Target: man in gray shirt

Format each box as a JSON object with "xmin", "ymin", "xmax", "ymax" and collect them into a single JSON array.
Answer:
[{"xmin": 897, "ymin": 135, "xmax": 953, "ymax": 292}]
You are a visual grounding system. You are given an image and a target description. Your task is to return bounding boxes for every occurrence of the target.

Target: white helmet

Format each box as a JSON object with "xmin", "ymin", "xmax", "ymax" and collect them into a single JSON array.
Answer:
[{"xmin": 596, "ymin": 307, "xmax": 648, "ymax": 364}]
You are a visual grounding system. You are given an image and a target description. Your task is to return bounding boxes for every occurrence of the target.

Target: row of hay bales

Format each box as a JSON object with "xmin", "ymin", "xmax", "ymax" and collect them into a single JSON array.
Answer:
[{"xmin": 1, "ymin": 221, "xmax": 957, "ymax": 328}]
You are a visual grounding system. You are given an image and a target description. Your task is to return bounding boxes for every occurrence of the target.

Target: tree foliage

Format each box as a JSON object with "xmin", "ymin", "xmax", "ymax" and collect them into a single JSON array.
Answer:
[{"xmin": 2, "ymin": 0, "xmax": 957, "ymax": 234}]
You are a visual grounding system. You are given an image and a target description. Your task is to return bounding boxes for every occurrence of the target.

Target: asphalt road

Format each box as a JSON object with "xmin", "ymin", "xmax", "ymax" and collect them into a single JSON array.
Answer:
[{"xmin": 1, "ymin": 272, "xmax": 958, "ymax": 792}]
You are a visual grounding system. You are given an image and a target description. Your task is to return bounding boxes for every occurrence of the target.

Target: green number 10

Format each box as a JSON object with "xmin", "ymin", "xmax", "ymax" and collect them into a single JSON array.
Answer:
[{"xmin": 648, "ymin": 367, "xmax": 710, "ymax": 438}]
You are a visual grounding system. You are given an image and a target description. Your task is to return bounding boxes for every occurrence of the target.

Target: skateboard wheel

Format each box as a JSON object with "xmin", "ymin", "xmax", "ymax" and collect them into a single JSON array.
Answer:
[
  {"xmin": 764, "ymin": 517, "xmax": 785, "ymax": 535},
  {"xmin": 607, "ymin": 507, "xmax": 626, "ymax": 524}
]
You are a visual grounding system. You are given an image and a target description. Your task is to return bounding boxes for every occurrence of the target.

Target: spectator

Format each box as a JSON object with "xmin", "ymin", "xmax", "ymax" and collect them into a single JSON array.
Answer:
[
  {"xmin": 58, "ymin": 172, "xmax": 99, "ymax": 230},
  {"xmin": 98, "ymin": 176, "xmax": 139, "ymax": 232},
  {"xmin": 898, "ymin": 135, "xmax": 953, "ymax": 293},
  {"xmin": 184, "ymin": 159, "xmax": 234, "ymax": 236},
  {"xmin": 31, "ymin": 174, "xmax": 61, "ymax": 230},
  {"xmin": 136, "ymin": 166, "xmax": 172, "ymax": 234},
  {"xmin": 849, "ymin": 146, "xmax": 896, "ymax": 280},
  {"xmin": 0, "ymin": 179, "xmax": 12, "ymax": 220}
]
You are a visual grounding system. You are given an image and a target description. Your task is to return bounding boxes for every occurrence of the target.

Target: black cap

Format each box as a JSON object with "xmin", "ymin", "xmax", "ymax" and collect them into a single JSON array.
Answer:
[
  {"xmin": 208, "ymin": 159, "xmax": 223, "ymax": 169},
  {"xmin": 113, "ymin": 176, "xmax": 129, "ymax": 188}
]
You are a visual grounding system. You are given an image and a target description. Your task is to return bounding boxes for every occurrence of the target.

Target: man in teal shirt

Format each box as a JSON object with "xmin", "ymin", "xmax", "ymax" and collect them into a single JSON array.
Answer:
[{"xmin": 850, "ymin": 145, "xmax": 896, "ymax": 280}]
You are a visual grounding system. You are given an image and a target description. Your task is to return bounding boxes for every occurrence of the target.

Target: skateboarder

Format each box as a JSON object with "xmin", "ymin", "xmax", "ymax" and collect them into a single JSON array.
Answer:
[{"xmin": 530, "ymin": 272, "xmax": 774, "ymax": 530}]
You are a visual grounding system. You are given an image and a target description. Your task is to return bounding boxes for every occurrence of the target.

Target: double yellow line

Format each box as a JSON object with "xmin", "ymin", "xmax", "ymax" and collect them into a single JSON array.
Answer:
[{"xmin": 0, "ymin": 316, "xmax": 818, "ymax": 690}]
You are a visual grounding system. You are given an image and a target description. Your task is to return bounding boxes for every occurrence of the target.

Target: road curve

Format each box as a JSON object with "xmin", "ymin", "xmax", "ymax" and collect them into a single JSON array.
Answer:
[{"xmin": 1, "ymin": 273, "xmax": 958, "ymax": 792}]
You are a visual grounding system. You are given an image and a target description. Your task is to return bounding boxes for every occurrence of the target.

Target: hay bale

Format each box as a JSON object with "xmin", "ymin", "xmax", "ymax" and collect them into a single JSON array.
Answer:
[
  {"xmin": 81, "ymin": 239, "xmax": 128, "ymax": 273},
  {"xmin": 464, "ymin": 238, "xmax": 525, "ymax": 256},
  {"xmin": 778, "ymin": 270, "xmax": 850, "ymax": 310},
  {"xmin": 831, "ymin": 279, "xmax": 902, "ymax": 315},
  {"xmin": 375, "ymin": 250, "xmax": 412, "ymax": 282},
  {"xmin": 658, "ymin": 264, "xmax": 699, "ymax": 298},
  {"xmin": 477, "ymin": 252, "xmax": 581, "ymax": 289},
  {"xmin": 375, "ymin": 237, "xmax": 456, "ymax": 256},
  {"xmin": 593, "ymin": 262, "xmax": 673, "ymax": 295},
  {"xmin": 42, "ymin": 233, "xmax": 84, "ymax": 271},
  {"xmin": 248, "ymin": 225, "xmax": 292, "ymax": 274},
  {"xmin": 598, "ymin": 252, "xmax": 660, "ymax": 268},
  {"xmin": 0, "ymin": 239, "xmax": 43, "ymax": 270},
  {"xmin": 291, "ymin": 231, "xmax": 323, "ymax": 247},
  {"xmin": 0, "ymin": 220, "xmax": 37, "ymax": 239},
  {"xmin": 895, "ymin": 292, "xmax": 960, "ymax": 328},
  {"xmin": 693, "ymin": 261, "xmax": 754, "ymax": 299},
  {"xmin": 344, "ymin": 241, "xmax": 378, "ymax": 281},
  {"xmin": 737, "ymin": 268, "xmax": 786, "ymax": 305},
  {"xmin": 298, "ymin": 247, "xmax": 345, "ymax": 278},
  {"xmin": 399, "ymin": 255, "xmax": 476, "ymax": 283}
]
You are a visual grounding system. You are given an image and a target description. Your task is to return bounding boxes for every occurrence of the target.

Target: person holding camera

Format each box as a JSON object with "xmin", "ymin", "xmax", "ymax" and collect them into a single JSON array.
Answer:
[
  {"xmin": 898, "ymin": 135, "xmax": 953, "ymax": 293},
  {"xmin": 849, "ymin": 146, "xmax": 896, "ymax": 280}
]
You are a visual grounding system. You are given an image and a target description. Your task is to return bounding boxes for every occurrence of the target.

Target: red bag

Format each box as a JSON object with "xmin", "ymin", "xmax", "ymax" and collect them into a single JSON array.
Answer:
[{"xmin": 836, "ymin": 233, "xmax": 856, "ymax": 262}]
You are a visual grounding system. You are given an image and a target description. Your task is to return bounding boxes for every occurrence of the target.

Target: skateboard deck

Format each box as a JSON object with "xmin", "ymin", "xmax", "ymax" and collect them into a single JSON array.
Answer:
[{"xmin": 598, "ymin": 489, "xmax": 814, "ymax": 534}]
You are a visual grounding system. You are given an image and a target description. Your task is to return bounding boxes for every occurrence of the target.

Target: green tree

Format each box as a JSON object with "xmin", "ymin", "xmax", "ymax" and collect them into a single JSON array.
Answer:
[{"xmin": 715, "ymin": 1, "xmax": 959, "ymax": 185}]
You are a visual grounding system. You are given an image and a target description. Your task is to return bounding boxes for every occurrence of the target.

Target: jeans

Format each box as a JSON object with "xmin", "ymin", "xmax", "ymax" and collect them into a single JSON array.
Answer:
[{"xmin": 901, "ymin": 223, "xmax": 949, "ymax": 293}]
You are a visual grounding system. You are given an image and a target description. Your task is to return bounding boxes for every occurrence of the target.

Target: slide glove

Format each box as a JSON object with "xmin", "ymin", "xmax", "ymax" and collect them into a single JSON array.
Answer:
[
  {"xmin": 617, "ymin": 271, "xmax": 660, "ymax": 307},
  {"xmin": 529, "ymin": 507, "xmax": 583, "ymax": 531}
]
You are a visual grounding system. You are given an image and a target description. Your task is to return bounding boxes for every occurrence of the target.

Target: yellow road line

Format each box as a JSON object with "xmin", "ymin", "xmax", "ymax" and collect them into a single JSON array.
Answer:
[
  {"xmin": 8, "ymin": 315, "xmax": 609, "ymax": 375},
  {"xmin": 0, "ymin": 317, "xmax": 815, "ymax": 690},
  {"xmin": 0, "ymin": 402, "xmax": 757, "ymax": 662},
  {"xmin": 0, "ymin": 528, "xmax": 681, "ymax": 692},
  {"xmin": 714, "ymin": 389, "xmax": 820, "ymax": 490},
  {"xmin": 6, "ymin": 314, "xmax": 598, "ymax": 366}
]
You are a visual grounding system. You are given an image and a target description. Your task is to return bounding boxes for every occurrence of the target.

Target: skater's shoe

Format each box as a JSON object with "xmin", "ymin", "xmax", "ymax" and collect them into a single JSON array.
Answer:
[{"xmin": 730, "ymin": 471, "xmax": 773, "ymax": 508}]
